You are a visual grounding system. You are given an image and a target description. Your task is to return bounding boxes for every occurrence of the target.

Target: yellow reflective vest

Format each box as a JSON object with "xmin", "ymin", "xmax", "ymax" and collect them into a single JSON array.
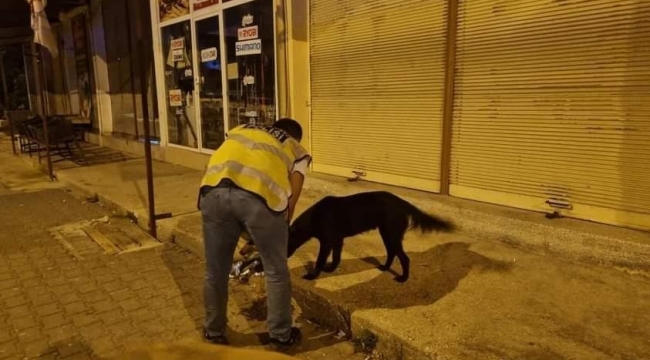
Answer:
[{"xmin": 200, "ymin": 124, "xmax": 311, "ymax": 212}]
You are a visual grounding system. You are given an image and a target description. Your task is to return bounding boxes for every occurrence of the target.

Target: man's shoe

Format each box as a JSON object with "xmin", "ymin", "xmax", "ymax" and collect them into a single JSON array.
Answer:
[
  {"xmin": 267, "ymin": 327, "xmax": 302, "ymax": 351},
  {"xmin": 203, "ymin": 329, "xmax": 229, "ymax": 345}
]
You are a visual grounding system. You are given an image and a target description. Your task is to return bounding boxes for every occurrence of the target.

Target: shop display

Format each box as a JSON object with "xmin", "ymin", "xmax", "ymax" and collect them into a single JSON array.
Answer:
[
  {"xmin": 159, "ymin": 0, "xmax": 190, "ymax": 22},
  {"xmin": 224, "ymin": 0, "xmax": 275, "ymax": 129},
  {"xmin": 162, "ymin": 21, "xmax": 198, "ymax": 148},
  {"xmin": 156, "ymin": 0, "xmax": 276, "ymax": 151}
]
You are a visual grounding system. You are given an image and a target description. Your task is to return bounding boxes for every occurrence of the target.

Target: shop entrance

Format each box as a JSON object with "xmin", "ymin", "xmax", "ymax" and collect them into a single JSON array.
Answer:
[{"xmin": 158, "ymin": 0, "xmax": 277, "ymax": 154}]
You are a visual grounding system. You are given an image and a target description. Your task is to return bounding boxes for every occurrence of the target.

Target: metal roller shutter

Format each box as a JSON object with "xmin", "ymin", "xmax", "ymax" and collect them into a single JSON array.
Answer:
[
  {"xmin": 309, "ymin": 0, "xmax": 448, "ymax": 192},
  {"xmin": 451, "ymin": 0, "xmax": 650, "ymax": 230}
]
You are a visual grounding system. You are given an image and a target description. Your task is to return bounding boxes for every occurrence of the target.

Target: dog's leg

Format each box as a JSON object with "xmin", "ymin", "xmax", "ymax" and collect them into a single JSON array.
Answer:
[
  {"xmin": 303, "ymin": 240, "xmax": 332, "ymax": 280},
  {"xmin": 378, "ymin": 226, "xmax": 397, "ymax": 272},
  {"xmin": 378, "ymin": 249, "xmax": 396, "ymax": 272},
  {"xmin": 395, "ymin": 249, "xmax": 410, "ymax": 283},
  {"xmin": 379, "ymin": 218, "xmax": 410, "ymax": 282},
  {"xmin": 323, "ymin": 238, "xmax": 344, "ymax": 273}
]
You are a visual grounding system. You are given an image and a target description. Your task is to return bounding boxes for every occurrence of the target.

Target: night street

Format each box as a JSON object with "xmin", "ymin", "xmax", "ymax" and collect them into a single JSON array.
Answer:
[
  {"xmin": 2, "ymin": 0, "xmax": 650, "ymax": 358},
  {"xmin": 0, "ymin": 149, "xmax": 362, "ymax": 359}
]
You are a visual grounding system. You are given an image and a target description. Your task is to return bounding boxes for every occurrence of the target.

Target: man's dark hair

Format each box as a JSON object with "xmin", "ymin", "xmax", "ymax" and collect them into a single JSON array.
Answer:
[{"xmin": 273, "ymin": 118, "xmax": 303, "ymax": 141}]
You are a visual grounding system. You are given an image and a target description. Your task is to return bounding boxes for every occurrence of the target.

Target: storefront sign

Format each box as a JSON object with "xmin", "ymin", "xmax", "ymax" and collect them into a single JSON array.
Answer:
[
  {"xmin": 242, "ymin": 14, "xmax": 254, "ymax": 27},
  {"xmin": 235, "ymin": 39, "xmax": 262, "ymax": 56},
  {"xmin": 193, "ymin": 0, "xmax": 219, "ymax": 11},
  {"xmin": 171, "ymin": 37, "xmax": 185, "ymax": 50},
  {"xmin": 243, "ymin": 75, "xmax": 255, "ymax": 85},
  {"xmin": 173, "ymin": 49, "xmax": 184, "ymax": 62},
  {"xmin": 169, "ymin": 89, "xmax": 183, "ymax": 107},
  {"xmin": 201, "ymin": 47, "xmax": 218, "ymax": 62},
  {"xmin": 170, "ymin": 37, "xmax": 186, "ymax": 63},
  {"xmin": 238, "ymin": 26, "xmax": 258, "ymax": 41}
]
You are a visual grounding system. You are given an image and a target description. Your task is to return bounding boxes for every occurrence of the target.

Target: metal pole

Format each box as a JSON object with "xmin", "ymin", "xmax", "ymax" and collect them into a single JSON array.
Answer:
[
  {"xmin": 56, "ymin": 30, "xmax": 71, "ymax": 114},
  {"xmin": 0, "ymin": 51, "xmax": 17, "ymax": 155},
  {"xmin": 134, "ymin": 0, "xmax": 157, "ymax": 238},
  {"xmin": 37, "ymin": 47, "xmax": 54, "ymax": 180},
  {"xmin": 439, "ymin": 0, "xmax": 459, "ymax": 195},
  {"xmin": 22, "ymin": 44, "xmax": 33, "ymax": 112}
]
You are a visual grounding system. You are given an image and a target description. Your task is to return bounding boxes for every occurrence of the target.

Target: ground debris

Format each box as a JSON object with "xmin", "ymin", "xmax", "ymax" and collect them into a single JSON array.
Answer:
[
  {"xmin": 241, "ymin": 296, "xmax": 296, "ymax": 322},
  {"xmin": 241, "ymin": 297, "xmax": 268, "ymax": 321}
]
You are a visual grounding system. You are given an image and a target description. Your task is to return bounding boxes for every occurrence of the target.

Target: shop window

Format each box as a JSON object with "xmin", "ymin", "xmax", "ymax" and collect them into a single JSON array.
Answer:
[
  {"xmin": 223, "ymin": 0, "xmax": 276, "ymax": 129},
  {"xmin": 103, "ymin": 0, "xmax": 160, "ymax": 142},
  {"xmin": 196, "ymin": 16, "xmax": 225, "ymax": 150},
  {"xmin": 161, "ymin": 21, "xmax": 199, "ymax": 148},
  {"xmin": 71, "ymin": 13, "xmax": 97, "ymax": 130},
  {"xmin": 0, "ymin": 44, "xmax": 30, "ymax": 112}
]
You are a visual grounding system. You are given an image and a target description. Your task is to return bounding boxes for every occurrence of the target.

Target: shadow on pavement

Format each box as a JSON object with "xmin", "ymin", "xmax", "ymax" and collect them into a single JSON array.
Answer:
[
  {"xmin": 45, "ymin": 336, "xmax": 94, "ymax": 359},
  {"xmin": 113, "ymin": 341, "xmax": 299, "ymax": 360},
  {"xmin": 160, "ymin": 243, "xmax": 352, "ymax": 356},
  {"xmin": 159, "ymin": 245, "xmax": 272, "ymax": 345},
  {"xmin": 292, "ymin": 242, "xmax": 514, "ymax": 310},
  {"xmin": 47, "ymin": 142, "xmax": 137, "ymax": 171}
]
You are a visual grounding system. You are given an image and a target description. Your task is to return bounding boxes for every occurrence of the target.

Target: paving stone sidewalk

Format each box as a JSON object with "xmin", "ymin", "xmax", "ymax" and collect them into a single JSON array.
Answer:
[{"xmin": 0, "ymin": 147, "xmax": 362, "ymax": 360}]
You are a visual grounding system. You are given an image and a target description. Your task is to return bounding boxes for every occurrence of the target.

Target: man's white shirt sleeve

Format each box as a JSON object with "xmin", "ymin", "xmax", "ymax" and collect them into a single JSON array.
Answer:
[{"xmin": 291, "ymin": 158, "xmax": 310, "ymax": 176}]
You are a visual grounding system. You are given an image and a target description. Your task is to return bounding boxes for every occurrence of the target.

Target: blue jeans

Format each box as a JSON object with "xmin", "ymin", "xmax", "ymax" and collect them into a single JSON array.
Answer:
[{"xmin": 200, "ymin": 186, "xmax": 293, "ymax": 341}]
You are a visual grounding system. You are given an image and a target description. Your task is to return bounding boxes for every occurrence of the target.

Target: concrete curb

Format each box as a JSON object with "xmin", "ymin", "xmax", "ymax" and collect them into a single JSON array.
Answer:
[
  {"xmin": 53, "ymin": 169, "xmax": 650, "ymax": 360},
  {"xmin": 302, "ymin": 176, "xmax": 650, "ymax": 275},
  {"xmin": 53, "ymin": 171, "xmax": 428, "ymax": 358},
  {"xmin": 54, "ymin": 171, "xmax": 175, "ymax": 241}
]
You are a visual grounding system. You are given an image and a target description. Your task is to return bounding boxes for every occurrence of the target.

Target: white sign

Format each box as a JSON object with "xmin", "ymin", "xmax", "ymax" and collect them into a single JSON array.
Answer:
[
  {"xmin": 170, "ymin": 37, "xmax": 185, "ymax": 50},
  {"xmin": 172, "ymin": 49, "xmax": 184, "ymax": 62},
  {"xmin": 169, "ymin": 89, "xmax": 182, "ymax": 107},
  {"xmin": 242, "ymin": 14, "xmax": 254, "ymax": 27},
  {"xmin": 235, "ymin": 39, "xmax": 262, "ymax": 56},
  {"xmin": 201, "ymin": 47, "xmax": 218, "ymax": 62},
  {"xmin": 243, "ymin": 75, "xmax": 255, "ymax": 85},
  {"xmin": 238, "ymin": 26, "xmax": 258, "ymax": 41}
]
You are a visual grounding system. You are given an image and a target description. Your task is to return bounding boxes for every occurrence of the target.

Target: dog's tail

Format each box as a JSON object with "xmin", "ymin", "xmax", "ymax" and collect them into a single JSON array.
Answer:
[{"xmin": 398, "ymin": 198, "xmax": 455, "ymax": 234}]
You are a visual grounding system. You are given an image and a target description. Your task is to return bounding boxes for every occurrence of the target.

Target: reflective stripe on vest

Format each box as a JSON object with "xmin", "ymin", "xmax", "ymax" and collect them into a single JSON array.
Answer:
[
  {"xmin": 200, "ymin": 125, "xmax": 310, "ymax": 212},
  {"xmin": 204, "ymin": 160, "xmax": 289, "ymax": 211},
  {"xmin": 226, "ymin": 133, "xmax": 293, "ymax": 169}
]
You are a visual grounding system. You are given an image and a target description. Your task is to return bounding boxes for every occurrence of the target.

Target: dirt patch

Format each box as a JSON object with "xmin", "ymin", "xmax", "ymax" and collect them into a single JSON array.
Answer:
[
  {"xmin": 241, "ymin": 296, "xmax": 297, "ymax": 322},
  {"xmin": 241, "ymin": 297, "xmax": 268, "ymax": 321}
]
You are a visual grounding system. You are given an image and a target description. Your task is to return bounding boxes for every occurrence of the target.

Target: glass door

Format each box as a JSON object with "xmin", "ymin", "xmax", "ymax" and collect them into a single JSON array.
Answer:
[
  {"xmin": 161, "ymin": 20, "xmax": 199, "ymax": 149},
  {"xmin": 223, "ymin": 0, "xmax": 276, "ymax": 129},
  {"xmin": 194, "ymin": 15, "xmax": 226, "ymax": 151}
]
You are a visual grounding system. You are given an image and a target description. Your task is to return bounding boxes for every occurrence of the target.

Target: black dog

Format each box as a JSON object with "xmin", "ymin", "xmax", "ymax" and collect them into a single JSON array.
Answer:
[{"xmin": 288, "ymin": 191, "xmax": 454, "ymax": 283}]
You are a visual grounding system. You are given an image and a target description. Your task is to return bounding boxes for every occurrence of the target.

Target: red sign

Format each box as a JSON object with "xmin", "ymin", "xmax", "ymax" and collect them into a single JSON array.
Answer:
[
  {"xmin": 238, "ymin": 26, "xmax": 258, "ymax": 41},
  {"xmin": 193, "ymin": 0, "xmax": 219, "ymax": 10},
  {"xmin": 169, "ymin": 89, "xmax": 183, "ymax": 107},
  {"xmin": 170, "ymin": 38, "xmax": 185, "ymax": 50}
]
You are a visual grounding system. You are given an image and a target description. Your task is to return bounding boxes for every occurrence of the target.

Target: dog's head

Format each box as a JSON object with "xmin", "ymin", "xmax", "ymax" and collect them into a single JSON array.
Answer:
[{"xmin": 287, "ymin": 208, "xmax": 314, "ymax": 258}]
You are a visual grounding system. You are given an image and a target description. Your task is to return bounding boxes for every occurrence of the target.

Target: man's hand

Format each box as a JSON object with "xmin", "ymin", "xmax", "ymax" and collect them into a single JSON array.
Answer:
[{"xmin": 287, "ymin": 171, "xmax": 305, "ymax": 223}]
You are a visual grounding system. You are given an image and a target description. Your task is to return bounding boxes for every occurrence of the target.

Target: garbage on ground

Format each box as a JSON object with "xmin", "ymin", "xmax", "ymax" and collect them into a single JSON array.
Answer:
[{"xmin": 230, "ymin": 254, "xmax": 264, "ymax": 283}]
